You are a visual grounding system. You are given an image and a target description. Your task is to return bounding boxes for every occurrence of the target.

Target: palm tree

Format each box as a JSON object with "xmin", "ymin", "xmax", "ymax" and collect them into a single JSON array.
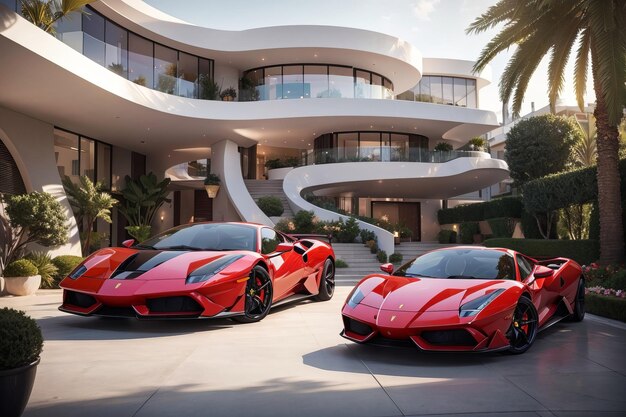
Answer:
[
  {"xmin": 20, "ymin": 0, "xmax": 94, "ymax": 34},
  {"xmin": 468, "ymin": 0, "xmax": 625, "ymax": 264},
  {"xmin": 62, "ymin": 176, "xmax": 117, "ymax": 256}
]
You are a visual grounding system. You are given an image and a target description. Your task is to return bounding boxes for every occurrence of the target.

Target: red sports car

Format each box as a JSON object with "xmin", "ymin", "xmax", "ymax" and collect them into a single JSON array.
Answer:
[
  {"xmin": 59, "ymin": 222, "xmax": 335, "ymax": 322},
  {"xmin": 341, "ymin": 247, "xmax": 585, "ymax": 354}
]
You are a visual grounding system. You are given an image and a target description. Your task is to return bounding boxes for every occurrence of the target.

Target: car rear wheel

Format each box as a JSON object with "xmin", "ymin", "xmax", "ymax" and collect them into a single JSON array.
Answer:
[
  {"xmin": 568, "ymin": 278, "xmax": 585, "ymax": 322},
  {"xmin": 315, "ymin": 258, "xmax": 335, "ymax": 301},
  {"xmin": 506, "ymin": 296, "xmax": 538, "ymax": 354},
  {"xmin": 233, "ymin": 265, "xmax": 273, "ymax": 323}
]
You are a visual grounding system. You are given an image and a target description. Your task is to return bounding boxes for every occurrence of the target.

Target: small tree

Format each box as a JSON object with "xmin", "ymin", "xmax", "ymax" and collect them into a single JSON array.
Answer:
[
  {"xmin": 505, "ymin": 115, "xmax": 582, "ymax": 186},
  {"xmin": 117, "ymin": 173, "xmax": 171, "ymax": 242},
  {"xmin": 20, "ymin": 0, "xmax": 95, "ymax": 34},
  {"xmin": 0, "ymin": 192, "xmax": 68, "ymax": 270},
  {"xmin": 62, "ymin": 176, "xmax": 117, "ymax": 256}
]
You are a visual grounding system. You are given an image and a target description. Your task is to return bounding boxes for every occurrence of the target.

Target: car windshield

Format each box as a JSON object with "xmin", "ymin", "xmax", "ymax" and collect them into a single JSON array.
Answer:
[
  {"xmin": 139, "ymin": 223, "xmax": 257, "ymax": 251},
  {"xmin": 394, "ymin": 248, "xmax": 516, "ymax": 280}
]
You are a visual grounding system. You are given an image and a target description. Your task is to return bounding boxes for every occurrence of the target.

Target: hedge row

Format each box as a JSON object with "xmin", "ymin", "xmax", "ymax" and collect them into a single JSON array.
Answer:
[
  {"xmin": 586, "ymin": 294, "xmax": 626, "ymax": 323},
  {"xmin": 438, "ymin": 196, "xmax": 523, "ymax": 225},
  {"xmin": 483, "ymin": 238, "xmax": 599, "ymax": 265}
]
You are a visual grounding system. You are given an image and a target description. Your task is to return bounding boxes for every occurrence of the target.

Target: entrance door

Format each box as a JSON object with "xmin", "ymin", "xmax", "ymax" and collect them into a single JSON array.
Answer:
[
  {"xmin": 371, "ymin": 201, "xmax": 421, "ymax": 241},
  {"xmin": 194, "ymin": 190, "xmax": 213, "ymax": 222}
]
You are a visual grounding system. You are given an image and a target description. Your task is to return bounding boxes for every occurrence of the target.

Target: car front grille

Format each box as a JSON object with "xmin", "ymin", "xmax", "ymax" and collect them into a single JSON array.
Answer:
[
  {"xmin": 65, "ymin": 291, "xmax": 96, "ymax": 308},
  {"xmin": 420, "ymin": 329, "xmax": 476, "ymax": 346},
  {"xmin": 146, "ymin": 296, "xmax": 203, "ymax": 314}
]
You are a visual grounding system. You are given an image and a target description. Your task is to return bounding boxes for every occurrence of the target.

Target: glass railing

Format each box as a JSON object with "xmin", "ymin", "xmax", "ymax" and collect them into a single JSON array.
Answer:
[
  {"xmin": 306, "ymin": 147, "xmax": 489, "ymax": 165},
  {"xmin": 239, "ymin": 84, "xmax": 394, "ymax": 102}
]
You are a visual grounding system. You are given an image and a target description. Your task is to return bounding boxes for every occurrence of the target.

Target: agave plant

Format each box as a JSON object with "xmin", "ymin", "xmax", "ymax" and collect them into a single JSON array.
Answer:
[
  {"xmin": 25, "ymin": 251, "xmax": 58, "ymax": 288},
  {"xmin": 117, "ymin": 173, "xmax": 171, "ymax": 242},
  {"xmin": 20, "ymin": 0, "xmax": 95, "ymax": 34}
]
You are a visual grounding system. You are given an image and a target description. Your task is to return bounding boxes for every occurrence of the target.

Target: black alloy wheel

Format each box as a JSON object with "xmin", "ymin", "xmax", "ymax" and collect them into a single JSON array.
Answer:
[
  {"xmin": 506, "ymin": 296, "xmax": 539, "ymax": 354},
  {"xmin": 315, "ymin": 258, "xmax": 335, "ymax": 301},
  {"xmin": 233, "ymin": 265, "xmax": 273, "ymax": 323},
  {"xmin": 568, "ymin": 278, "xmax": 585, "ymax": 322}
]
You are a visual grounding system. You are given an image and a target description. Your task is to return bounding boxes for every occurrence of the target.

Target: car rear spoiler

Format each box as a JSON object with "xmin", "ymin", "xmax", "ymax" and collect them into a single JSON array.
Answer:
[{"xmin": 288, "ymin": 233, "xmax": 333, "ymax": 246}]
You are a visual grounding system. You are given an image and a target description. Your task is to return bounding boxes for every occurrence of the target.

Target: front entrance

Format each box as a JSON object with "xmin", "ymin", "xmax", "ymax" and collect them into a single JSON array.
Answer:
[
  {"xmin": 371, "ymin": 201, "xmax": 421, "ymax": 241},
  {"xmin": 194, "ymin": 189, "xmax": 213, "ymax": 222}
]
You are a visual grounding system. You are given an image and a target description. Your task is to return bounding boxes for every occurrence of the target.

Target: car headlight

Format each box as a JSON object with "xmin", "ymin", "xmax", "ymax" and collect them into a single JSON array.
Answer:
[
  {"xmin": 186, "ymin": 255, "xmax": 244, "ymax": 284},
  {"xmin": 68, "ymin": 265, "xmax": 88, "ymax": 280},
  {"xmin": 347, "ymin": 287, "xmax": 365, "ymax": 308},
  {"xmin": 459, "ymin": 289, "xmax": 504, "ymax": 317}
]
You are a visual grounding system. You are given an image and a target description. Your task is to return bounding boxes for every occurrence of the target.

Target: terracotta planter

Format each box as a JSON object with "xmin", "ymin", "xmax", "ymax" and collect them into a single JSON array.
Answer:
[
  {"xmin": 0, "ymin": 358, "xmax": 40, "ymax": 417},
  {"xmin": 5, "ymin": 275, "xmax": 41, "ymax": 296},
  {"xmin": 204, "ymin": 184, "xmax": 220, "ymax": 198}
]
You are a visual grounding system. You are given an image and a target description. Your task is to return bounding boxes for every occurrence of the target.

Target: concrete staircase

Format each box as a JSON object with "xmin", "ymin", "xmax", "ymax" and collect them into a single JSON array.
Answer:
[
  {"xmin": 244, "ymin": 179, "xmax": 294, "ymax": 219},
  {"xmin": 332, "ymin": 242, "xmax": 460, "ymax": 284}
]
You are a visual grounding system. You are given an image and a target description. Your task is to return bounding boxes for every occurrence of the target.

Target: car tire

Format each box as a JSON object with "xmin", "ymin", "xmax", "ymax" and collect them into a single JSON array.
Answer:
[
  {"xmin": 567, "ymin": 278, "xmax": 585, "ymax": 322},
  {"xmin": 506, "ymin": 296, "xmax": 538, "ymax": 354},
  {"xmin": 233, "ymin": 265, "xmax": 273, "ymax": 323},
  {"xmin": 314, "ymin": 258, "xmax": 335, "ymax": 302}
]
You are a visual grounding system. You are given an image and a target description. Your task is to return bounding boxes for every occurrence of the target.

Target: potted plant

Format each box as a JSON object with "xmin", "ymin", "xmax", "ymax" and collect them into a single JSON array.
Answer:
[
  {"xmin": 0, "ymin": 307, "xmax": 43, "ymax": 417},
  {"xmin": 204, "ymin": 173, "xmax": 221, "ymax": 198},
  {"xmin": 3, "ymin": 259, "xmax": 40, "ymax": 296},
  {"xmin": 220, "ymin": 87, "xmax": 237, "ymax": 101},
  {"xmin": 434, "ymin": 142, "xmax": 453, "ymax": 152}
]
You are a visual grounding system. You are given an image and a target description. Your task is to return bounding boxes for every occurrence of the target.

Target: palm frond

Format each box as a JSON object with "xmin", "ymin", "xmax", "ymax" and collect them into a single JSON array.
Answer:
[
  {"xmin": 466, "ymin": 0, "xmax": 522, "ymax": 35},
  {"xmin": 574, "ymin": 27, "xmax": 591, "ymax": 111},
  {"xmin": 547, "ymin": 17, "xmax": 582, "ymax": 112}
]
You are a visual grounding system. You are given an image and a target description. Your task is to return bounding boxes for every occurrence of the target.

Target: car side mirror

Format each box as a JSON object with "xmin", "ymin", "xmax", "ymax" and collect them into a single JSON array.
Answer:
[
  {"xmin": 275, "ymin": 242, "xmax": 294, "ymax": 252},
  {"xmin": 122, "ymin": 239, "xmax": 135, "ymax": 248},
  {"xmin": 380, "ymin": 263, "xmax": 394, "ymax": 275},
  {"xmin": 533, "ymin": 265, "xmax": 554, "ymax": 278}
]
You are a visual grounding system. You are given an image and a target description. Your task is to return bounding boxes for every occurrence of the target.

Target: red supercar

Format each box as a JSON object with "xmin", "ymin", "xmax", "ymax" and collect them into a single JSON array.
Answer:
[
  {"xmin": 59, "ymin": 222, "xmax": 335, "ymax": 322},
  {"xmin": 341, "ymin": 247, "xmax": 585, "ymax": 354}
]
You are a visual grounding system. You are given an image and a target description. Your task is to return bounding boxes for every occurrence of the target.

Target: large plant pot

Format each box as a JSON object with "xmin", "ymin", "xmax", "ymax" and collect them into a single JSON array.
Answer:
[
  {"xmin": 0, "ymin": 358, "xmax": 40, "ymax": 417},
  {"xmin": 5, "ymin": 275, "xmax": 41, "ymax": 296}
]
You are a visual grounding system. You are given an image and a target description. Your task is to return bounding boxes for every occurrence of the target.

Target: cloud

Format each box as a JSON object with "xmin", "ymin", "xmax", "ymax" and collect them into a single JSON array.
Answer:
[{"xmin": 412, "ymin": 0, "xmax": 440, "ymax": 21}]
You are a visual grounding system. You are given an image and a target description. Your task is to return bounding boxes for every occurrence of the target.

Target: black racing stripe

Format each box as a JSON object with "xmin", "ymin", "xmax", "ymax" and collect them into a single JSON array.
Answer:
[{"xmin": 111, "ymin": 251, "xmax": 189, "ymax": 279}]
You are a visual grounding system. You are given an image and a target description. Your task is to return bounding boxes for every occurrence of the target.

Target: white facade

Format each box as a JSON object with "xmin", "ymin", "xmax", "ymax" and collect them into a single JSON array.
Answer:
[{"xmin": 0, "ymin": 0, "xmax": 508, "ymax": 254}]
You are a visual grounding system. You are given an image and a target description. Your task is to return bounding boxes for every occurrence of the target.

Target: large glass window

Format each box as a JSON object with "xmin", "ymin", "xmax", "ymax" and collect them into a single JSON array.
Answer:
[
  {"xmin": 328, "ymin": 66, "xmax": 354, "ymax": 99},
  {"xmin": 264, "ymin": 66, "xmax": 282, "ymax": 100},
  {"xmin": 390, "ymin": 134, "xmax": 408, "ymax": 161},
  {"xmin": 359, "ymin": 132, "xmax": 381, "ymax": 161},
  {"xmin": 128, "ymin": 33, "xmax": 153, "ymax": 88},
  {"xmin": 467, "ymin": 79, "xmax": 477, "ymax": 108},
  {"xmin": 454, "ymin": 78, "xmax": 467, "ymax": 107},
  {"xmin": 371, "ymin": 74, "xmax": 383, "ymax": 99},
  {"xmin": 304, "ymin": 65, "xmax": 328, "ymax": 98},
  {"xmin": 198, "ymin": 58, "xmax": 214, "ymax": 100},
  {"xmin": 354, "ymin": 70, "xmax": 371, "ymax": 99},
  {"xmin": 82, "ymin": 12, "xmax": 105, "ymax": 66},
  {"xmin": 178, "ymin": 52, "xmax": 198, "ymax": 98},
  {"xmin": 55, "ymin": 10, "xmax": 83, "ymax": 53},
  {"xmin": 154, "ymin": 44, "xmax": 177, "ymax": 94},
  {"xmin": 442, "ymin": 77, "xmax": 454, "ymax": 105},
  {"xmin": 336, "ymin": 132, "xmax": 358, "ymax": 161},
  {"xmin": 80, "ymin": 137, "xmax": 95, "ymax": 181},
  {"xmin": 0, "ymin": 0, "xmax": 17, "ymax": 11},
  {"xmin": 399, "ymin": 75, "xmax": 478, "ymax": 108},
  {"xmin": 54, "ymin": 130, "xmax": 80, "ymax": 184},
  {"xmin": 282, "ymin": 65, "xmax": 304, "ymax": 99},
  {"xmin": 105, "ymin": 20, "xmax": 128, "ymax": 78},
  {"xmin": 96, "ymin": 142, "xmax": 112, "ymax": 189}
]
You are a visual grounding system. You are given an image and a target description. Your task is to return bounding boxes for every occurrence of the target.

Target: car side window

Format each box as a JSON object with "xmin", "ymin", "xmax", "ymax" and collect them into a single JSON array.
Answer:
[
  {"xmin": 260, "ymin": 228, "xmax": 282, "ymax": 254},
  {"xmin": 516, "ymin": 255, "xmax": 533, "ymax": 281}
]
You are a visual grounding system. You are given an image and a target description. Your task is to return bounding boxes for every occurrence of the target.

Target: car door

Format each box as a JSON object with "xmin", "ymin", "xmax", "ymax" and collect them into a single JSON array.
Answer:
[
  {"xmin": 516, "ymin": 254, "xmax": 556, "ymax": 324},
  {"xmin": 259, "ymin": 228, "xmax": 307, "ymax": 301}
]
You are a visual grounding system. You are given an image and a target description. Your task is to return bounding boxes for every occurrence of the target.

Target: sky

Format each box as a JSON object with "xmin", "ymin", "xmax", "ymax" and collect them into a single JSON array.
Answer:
[{"xmin": 145, "ymin": 0, "xmax": 592, "ymax": 123}]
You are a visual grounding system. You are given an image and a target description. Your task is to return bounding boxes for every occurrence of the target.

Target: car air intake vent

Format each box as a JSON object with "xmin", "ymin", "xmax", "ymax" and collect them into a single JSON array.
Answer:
[
  {"xmin": 345, "ymin": 317, "xmax": 373, "ymax": 336},
  {"xmin": 65, "ymin": 291, "xmax": 96, "ymax": 308},
  {"xmin": 96, "ymin": 306, "xmax": 137, "ymax": 317},
  {"xmin": 421, "ymin": 329, "xmax": 476, "ymax": 346},
  {"xmin": 146, "ymin": 296, "xmax": 202, "ymax": 313}
]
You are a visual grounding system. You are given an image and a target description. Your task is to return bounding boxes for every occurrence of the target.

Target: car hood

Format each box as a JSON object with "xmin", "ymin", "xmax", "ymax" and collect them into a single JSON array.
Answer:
[
  {"xmin": 358, "ymin": 275, "xmax": 514, "ymax": 312},
  {"xmin": 78, "ymin": 248, "xmax": 250, "ymax": 281}
]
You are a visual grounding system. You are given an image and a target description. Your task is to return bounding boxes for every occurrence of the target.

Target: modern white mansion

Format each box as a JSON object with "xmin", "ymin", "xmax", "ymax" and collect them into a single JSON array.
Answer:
[{"xmin": 0, "ymin": 0, "xmax": 508, "ymax": 256}]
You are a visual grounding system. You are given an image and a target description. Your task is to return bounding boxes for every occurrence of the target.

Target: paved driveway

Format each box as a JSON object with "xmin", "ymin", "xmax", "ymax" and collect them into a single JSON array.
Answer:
[{"xmin": 2, "ymin": 287, "xmax": 625, "ymax": 417}]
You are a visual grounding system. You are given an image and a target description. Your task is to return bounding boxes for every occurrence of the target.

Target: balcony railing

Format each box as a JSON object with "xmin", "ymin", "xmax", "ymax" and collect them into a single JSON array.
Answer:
[{"xmin": 307, "ymin": 147, "xmax": 489, "ymax": 165}]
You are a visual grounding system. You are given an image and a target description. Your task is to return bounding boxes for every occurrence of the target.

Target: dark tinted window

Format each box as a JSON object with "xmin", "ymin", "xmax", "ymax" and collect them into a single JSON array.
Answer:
[
  {"xmin": 516, "ymin": 255, "xmax": 533, "ymax": 280},
  {"xmin": 395, "ymin": 249, "xmax": 516, "ymax": 280},
  {"xmin": 141, "ymin": 223, "xmax": 256, "ymax": 251}
]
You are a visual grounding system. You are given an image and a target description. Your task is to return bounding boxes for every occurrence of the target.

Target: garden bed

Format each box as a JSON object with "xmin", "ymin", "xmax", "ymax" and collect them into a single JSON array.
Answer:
[{"xmin": 585, "ymin": 292, "xmax": 626, "ymax": 323}]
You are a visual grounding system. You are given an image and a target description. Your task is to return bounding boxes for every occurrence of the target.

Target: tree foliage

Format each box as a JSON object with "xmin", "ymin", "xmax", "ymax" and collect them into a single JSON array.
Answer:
[
  {"xmin": 505, "ymin": 115, "xmax": 582, "ymax": 186},
  {"xmin": 20, "ymin": 0, "xmax": 95, "ymax": 34}
]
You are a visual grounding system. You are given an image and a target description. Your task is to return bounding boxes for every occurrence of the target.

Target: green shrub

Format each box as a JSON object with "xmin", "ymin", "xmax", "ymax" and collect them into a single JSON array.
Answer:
[
  {"xmin": 438, "ymin": 197, "xmax": 522, "ymax": 225},
  {"xmin": 487, "ymin": 217, "xmax": 516, "ymax": 238},
  {"xmin": 434, "ymin": 142, "xmax": 453, "ymax": 152},
  {"xmin": 0, "ymin": 308, "xmax": 43, "ymax": 370},
  {"xmin": 369, "ymin": 241, "xmax": 379, "ymax": 254},
  {"xmin": 377, "ymin": 250, "xmax": 388, "ymax": 263},
  {"xmin": 585, "ymin": 294, "xmax": 626, "ymax": 322},
  {"xmin": 483, "ymin": 238, "xmax": 599, "ymax": 265},
  {"xmin": 52, "ymin": 255, "xmax": 84, "ymax": 280},
  {"xmin": 605, "ymin": 270, "xmax": 626, "ymax": 291},
  {"xmin": 257, "ymin": 196, "xmax": 284, "ymax": 217},
  {"xmin": 459, "ymin": 222, "xmax": 479, "ymax": 244},
  {"xmin": 336, "ymin": 217, "xmax": 360, "ymax": 243},
  {"xmin": 3, "ymin": 259, "xmax": 38, "ymax": 277},
  {"xmin": 483, "ymin": 197, "xmax": 523, "ymax": 219},
  {"xmin": 293, "ymin": 211, "xmax": 315, "ymax": 234},
  {"xmin": 335, "ymin": 259, "xmax": 349, "ymax": 268},
  {"xmin": 360, "ymin": 229, "xmax": 376, "ymax": 244},
  {"xmin": 389, "ymin": 253, "xmax": 403, "ymax": 264},
  {"xmin": 26, "ymin": 252, "xmax": 58, "ymax": 289},
  {"xmin": 437, "ymin": 229, "xmax": 457, "ymax": 244}
]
